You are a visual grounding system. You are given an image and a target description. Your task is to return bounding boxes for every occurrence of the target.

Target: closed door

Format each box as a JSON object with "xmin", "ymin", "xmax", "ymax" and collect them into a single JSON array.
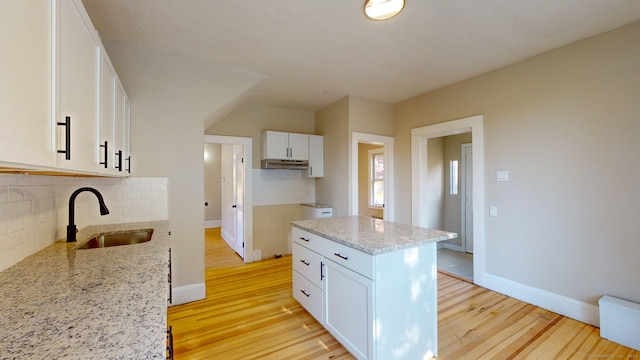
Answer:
[{"xmin": 233, "ymin": 145, "xmax": 245, "ymax": 259}]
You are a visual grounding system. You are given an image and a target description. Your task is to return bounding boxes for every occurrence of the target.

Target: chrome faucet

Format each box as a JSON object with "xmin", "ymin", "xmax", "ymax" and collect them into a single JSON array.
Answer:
[{"xmin": 66, "ymin": 187, "xmax": 110, "ymax": 242}]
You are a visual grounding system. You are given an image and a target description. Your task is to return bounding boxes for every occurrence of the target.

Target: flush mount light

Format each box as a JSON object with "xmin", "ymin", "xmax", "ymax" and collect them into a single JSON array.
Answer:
[{"xmin": 364, "ymin": 0, "xmax": 405, "ymax": 20}]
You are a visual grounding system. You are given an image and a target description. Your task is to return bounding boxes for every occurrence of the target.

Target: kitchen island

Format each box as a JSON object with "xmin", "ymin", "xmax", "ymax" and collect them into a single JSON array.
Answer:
[
  {"xmin": 291, "ymin": 216, "xmax": 456, "ymax": 360},
  {"xmin": 0, "ymin": 221, "xmax": 169, "ymax": 359}
]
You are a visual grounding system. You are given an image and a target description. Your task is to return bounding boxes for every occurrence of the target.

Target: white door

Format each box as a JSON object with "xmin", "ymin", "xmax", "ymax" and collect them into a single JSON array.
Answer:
[
  {"xmin": 462, "ymin": 144, "xmax": 474, "ymax": 253},
  {"xmin": 233, "ymin": 145, "xmax": 245, "ymax": 259}
]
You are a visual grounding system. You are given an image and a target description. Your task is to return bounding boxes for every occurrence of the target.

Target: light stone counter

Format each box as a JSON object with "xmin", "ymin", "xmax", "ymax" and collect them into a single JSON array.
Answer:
[
  {"xmin": 0, "ymin": 221, "xmax": 169, "ymax": 359},
  {"xmin": 291, "ymin": 215, "xmax": 457, "ymax": 255}
]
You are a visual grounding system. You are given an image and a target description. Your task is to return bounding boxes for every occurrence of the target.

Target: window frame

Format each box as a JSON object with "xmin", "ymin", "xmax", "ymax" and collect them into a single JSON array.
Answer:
[{"xmin": 368, "ymin": 148, "xmax": 384, "ymax": 209}]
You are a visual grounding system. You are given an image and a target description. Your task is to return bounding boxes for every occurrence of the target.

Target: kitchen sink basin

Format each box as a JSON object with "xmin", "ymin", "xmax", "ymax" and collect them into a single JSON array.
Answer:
[{"xmin": 76, "ymin": 229, "xmax": 154, "ymax": 250}]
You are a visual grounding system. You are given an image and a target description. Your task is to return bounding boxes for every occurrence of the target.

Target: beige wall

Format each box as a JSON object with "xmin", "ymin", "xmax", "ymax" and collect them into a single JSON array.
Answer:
[
  {"xmin": 443, "ymin": 133, "xmax": 472, "ymax": 247},
  {"xmin": 204, "ymin": 143, "xmax": 221, "ymax": 222},
  {"xmin": 426, "ymin": 138, "xmax": 444, "ymax": 229},
  {"xmin": 103, "ymin": 40, "xmax": 263, "ymax": 292},
  {"xmin": 393, "ymin": 21, "xmax": 640, "ymax": 305},
  {"xmin": 315, "ymin": 96, "xmax": 393, "ymax": 217},
  {"xmin": 358, "ymin": 143, "xmax": 384, "ymax": 218},
  {"xmin": 205, "ymin": 104, "xmax": 315, "ymax": 169},
  {"xmin": 315, "ymin": 97, "xmax": 350, "ymax": 216},
  {"xmin": 253, "ymin": 204, "xmax": 301, "ymax": 258},
  {"xmin": 348, "ymin": 96, "xmax": 394, "ymax": 136}
]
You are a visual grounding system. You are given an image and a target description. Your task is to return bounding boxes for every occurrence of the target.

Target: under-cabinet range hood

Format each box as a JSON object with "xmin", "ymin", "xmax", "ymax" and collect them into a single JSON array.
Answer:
[{"xmin": 261, "ymin": 159, "xmax": 309, "ymax": 169}]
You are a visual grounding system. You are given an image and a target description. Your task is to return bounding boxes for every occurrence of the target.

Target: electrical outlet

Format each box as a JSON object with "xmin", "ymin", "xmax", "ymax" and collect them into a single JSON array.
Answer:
[
  {"xmin": 496, "ymin": 171, "xmax": 509, "ymax": 182},
  {"xmin": 489, "ymin": 206, "xmax": 498, "ymax": 217}
]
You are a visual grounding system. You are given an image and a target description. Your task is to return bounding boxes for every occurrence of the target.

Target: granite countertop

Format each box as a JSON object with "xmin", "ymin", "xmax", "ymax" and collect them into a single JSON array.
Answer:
[
  {"xmin": 0, "ymin": 221, "xmax": 169, "ymax": 359},
  {"xmin": 291, "ymin": 216, "xmax": 457, "ymax": 255},
  {"xmin": 301, "ymin": 203, "xmax": 332, "ymax": 208}
]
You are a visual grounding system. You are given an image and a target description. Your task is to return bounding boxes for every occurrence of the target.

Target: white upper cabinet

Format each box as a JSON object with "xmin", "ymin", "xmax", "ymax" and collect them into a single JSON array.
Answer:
[
  {"xmin": 0, "ymin": 1, "xmax": 55, "ymax": 168},
  {"xmin": 98, "ymin": 46, "xmax": 130, "ymax": 176},
  {"xmin": 99, "ymin": 46, "xmax": 116, "ymax": 173},
  {"xmin": 262, "ymin": 131, "xmax": 309, "ymax": 161},
  {"xmin": 308, "ymin": 135, "xmax": 324, "ymax": 177},
  {"xmin": 0, "ymin": 0, "xmax": 131, "ymax": 176},
  {"xmin": 54, "ymin": 0, "xmax": 102, "ymax": 173}
]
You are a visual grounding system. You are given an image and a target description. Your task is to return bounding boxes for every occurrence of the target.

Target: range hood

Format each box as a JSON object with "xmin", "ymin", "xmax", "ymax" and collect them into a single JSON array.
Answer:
[{"xmin": 261, "ymin": 159, "xmax": 309, "ymax": 169}]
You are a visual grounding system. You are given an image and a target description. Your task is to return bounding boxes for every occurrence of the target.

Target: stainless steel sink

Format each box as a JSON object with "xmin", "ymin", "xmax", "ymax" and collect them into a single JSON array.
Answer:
[{"xmin": 76, "ymin": 229, "xmax": 154, "ymax": 249}]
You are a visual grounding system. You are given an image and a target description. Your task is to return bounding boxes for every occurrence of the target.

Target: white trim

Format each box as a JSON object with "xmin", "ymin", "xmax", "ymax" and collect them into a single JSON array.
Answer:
[
  {"xmin": 484, "ymin": 274, "xmax": 600, "ymax": 326},
  {"xmin": 170, "ymin": 282, "xmax": 206, "ymax": 306},
  {"xmin": 411, "ymin": 115, "xmax": 485, "ymax": 286},
  {"xmin": 351, "ymin": 132, "xmax": 395, "ymax": 221},
  {"xmin": 460, "ymin": 143, "xmax": 473, "ymax": 253},
  {"xmin": 204, "ymin": 135, "xmax": 257, "ymax": 262},
  {"xmin": 204, "ymin": 219, "xmax": 221, "ymax": 228},
  {"xmin": 444, "ymin": 243, "xmax": 463, "ymax": 252}
]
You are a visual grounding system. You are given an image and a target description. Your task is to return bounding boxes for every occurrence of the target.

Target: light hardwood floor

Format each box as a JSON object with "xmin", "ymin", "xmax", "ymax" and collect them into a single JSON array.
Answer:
[{"xmin": 167, "ymin": 229, "xmax": 639, "ymax": 359}]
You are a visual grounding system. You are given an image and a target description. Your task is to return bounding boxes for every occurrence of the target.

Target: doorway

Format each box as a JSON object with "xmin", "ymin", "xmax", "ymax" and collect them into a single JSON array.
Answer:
[
  {"xmin": 204, "ymin": 135, "xmax": 256, "ymax": 263},
  {"xmin": 350, "ymin": 132, "xmax": 394, "ymax": 221},
  {"xmin": 411, "ymin": 115, "xmax": 485, "ymax": 286}
]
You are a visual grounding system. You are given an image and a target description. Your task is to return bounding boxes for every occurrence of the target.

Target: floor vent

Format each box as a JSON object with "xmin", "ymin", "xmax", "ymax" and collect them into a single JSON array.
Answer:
[{"xmin": 599, "ymin": 295, "xmax": 640, "ymax": 351}]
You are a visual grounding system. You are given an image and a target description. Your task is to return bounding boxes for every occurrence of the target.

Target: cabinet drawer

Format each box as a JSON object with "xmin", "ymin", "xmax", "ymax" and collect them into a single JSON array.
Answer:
[
  {"xmin": 293, "ymin": 243, "xmax": 324, "ymax": 289},
  {"xmin": 323, "ymin": 239, "xmax": 374, "ymax": 280},
  {"xmin": 292, "ymin": 227, "xmax": 323, "ymax": 253},
  {"xmin": 293, "ymin": 271, "xmax": 323, "ymax": 324}
]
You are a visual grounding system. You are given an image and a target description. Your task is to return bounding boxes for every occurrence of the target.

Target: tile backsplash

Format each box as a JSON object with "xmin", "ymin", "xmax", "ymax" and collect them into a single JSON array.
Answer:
[{"xmin": 0, "ymin": 174, "xmax": 168, "ymax": 272}]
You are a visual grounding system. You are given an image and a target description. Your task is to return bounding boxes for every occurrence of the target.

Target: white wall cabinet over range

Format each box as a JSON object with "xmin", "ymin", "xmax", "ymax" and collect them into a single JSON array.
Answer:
[
  {"xmin": 0, "ymin": 0, "xmax": 131, "ymax": 177},
  {"xmin": 291, "ymin": 216, "xmax": 457, "ymax": 360},
  {"xmin": 262, "ymin": 131, "xmax": 309, "ymax": 161}
]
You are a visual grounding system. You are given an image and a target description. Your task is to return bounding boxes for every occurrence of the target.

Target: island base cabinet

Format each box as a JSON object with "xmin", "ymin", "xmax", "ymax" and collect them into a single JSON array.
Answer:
[{"xmin": 324, "ymin": 260, "xmax": 373, "ymax": 360}]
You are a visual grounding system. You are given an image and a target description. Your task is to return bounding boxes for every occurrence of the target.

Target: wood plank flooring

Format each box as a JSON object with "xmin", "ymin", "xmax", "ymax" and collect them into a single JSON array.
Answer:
[{"xmin": 167, "ymin": 229, "xmax": 639, "ymax": 359}]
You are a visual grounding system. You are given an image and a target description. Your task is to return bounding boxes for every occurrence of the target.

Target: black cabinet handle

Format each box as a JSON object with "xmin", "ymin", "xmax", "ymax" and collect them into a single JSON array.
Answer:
[
  {"xmin": 116, "ymin": 150, "xmax": 123, "ymax": 171},
  {"xmin": 334, "ymin": 252, "xmax": 349, "ymax": 260},
  {"xmin": 300, "ymin": 259, "xmax": 310, "ymax": 266},
  {"xmin": 99, "ymin": 141, "xmax": 108, "ymax": 168},
  {"xmin": 299, "ymin": 237, "xmax": 310, "ymax": 242},
  {"xmin": 166, "ymin": 326, "xmax": 174, "ymax": 360},
  {"xmin": 300, "ymin": 289, "xmax": 311, "ymax": 297},
  {"xmin": 320, "ymin": 261, "xmax": 325, "ymax": 281},
  {"xmin": 126, "ymin": 156, "xmax": 131, "ymax": 173},
  {"xmin": 57, "ymin": 116, "xmax": 71, "ymax": 160},
  {"xmin": 168, "ymin": 248, "xmax": 172, "ymax": 304}
]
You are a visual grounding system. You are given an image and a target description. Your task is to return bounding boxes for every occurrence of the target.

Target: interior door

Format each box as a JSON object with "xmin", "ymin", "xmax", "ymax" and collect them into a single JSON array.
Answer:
[
  {"xmin": 233, "ymin": 145, "xmax": 245, "ymax": 259},
  {"xmin": 462, "ymin": 144, "xmax": 474, "ymax": 253}
]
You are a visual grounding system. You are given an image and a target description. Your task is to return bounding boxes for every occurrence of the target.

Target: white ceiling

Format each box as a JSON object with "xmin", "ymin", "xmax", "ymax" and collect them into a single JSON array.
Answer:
[{"xmin": 82, "ymin": 0, "xmax": 640, "ymax": 111}]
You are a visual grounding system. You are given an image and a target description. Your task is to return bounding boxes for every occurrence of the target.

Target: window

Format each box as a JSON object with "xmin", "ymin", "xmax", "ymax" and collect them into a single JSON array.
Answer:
[
  {"xmin": 369, "ymin": 148, "xmax": 384, "ymax": 207},
  {"xmin": 450, "ymin": 160, "xmax": 459, "ymax": 195}
]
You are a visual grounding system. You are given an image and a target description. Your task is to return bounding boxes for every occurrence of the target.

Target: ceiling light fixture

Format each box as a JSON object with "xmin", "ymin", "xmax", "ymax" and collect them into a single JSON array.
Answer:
[{"xmin": 364, "ymin": 0, "xmax": 405, "ymax": 20}]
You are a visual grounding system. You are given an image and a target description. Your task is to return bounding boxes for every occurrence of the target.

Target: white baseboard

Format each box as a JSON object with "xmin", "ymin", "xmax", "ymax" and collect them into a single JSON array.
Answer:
[
  {"xmin": 204, "ymin": 219, "xmax": 221, "ymax": 228},
  {"xmin": 444, "ymin": 243, "xmax": 463, "ymax": 252},
  {"xmin": 221, "ymin": 228, "xmax": 234, "ymax": 249},
  {"xmin": 170, "ymin": 282, "xmax": 206, "ymax": 306},
  {"xmin": 250, "ymin": 249, "xmax": 262, "ymax": 262},
  {"xmin": 484, "ymin": 273, "xmax": 599, "ymax": 326}
]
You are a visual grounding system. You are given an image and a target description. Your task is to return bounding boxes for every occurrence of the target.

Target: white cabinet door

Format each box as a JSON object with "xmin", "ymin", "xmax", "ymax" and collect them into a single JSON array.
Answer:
[
  {"xmin": 261, "ymin": 131, "xmax": 289, "ymax": 159},
  {"xmin": 113, "ymin": 81, "xmax": 131, "ymax": 176},
  {"xmin": 308, "ymin": 135, "xmax": 324, "ymax": 177},
  {"xmin": 324, "ymin": 259, "xmax": 373, "ymax": 360},
  {"xmin": 99, "ymin": 46, "xmax": 116, "ymax": 173},
  {"xmin": 0, "ymin": 1, "xmax": 55, "ymax": 168},
  {"xmin": 288, "ymin": 133, "xmax": 309, "ymax": 161},
  {"xmin": 55, "ymin": 0, "xmax": 101, "ymax": 173}
]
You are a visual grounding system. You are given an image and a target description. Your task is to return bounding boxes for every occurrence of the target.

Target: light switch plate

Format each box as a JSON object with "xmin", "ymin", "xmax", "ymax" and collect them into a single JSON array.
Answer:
[
  {"xmin": 496, "ymin": 171, "xmax": 509, "ymax": 182},
  {"xmin": 490, "ymin": 206, "xmax": 498, "ymax": 217}
]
